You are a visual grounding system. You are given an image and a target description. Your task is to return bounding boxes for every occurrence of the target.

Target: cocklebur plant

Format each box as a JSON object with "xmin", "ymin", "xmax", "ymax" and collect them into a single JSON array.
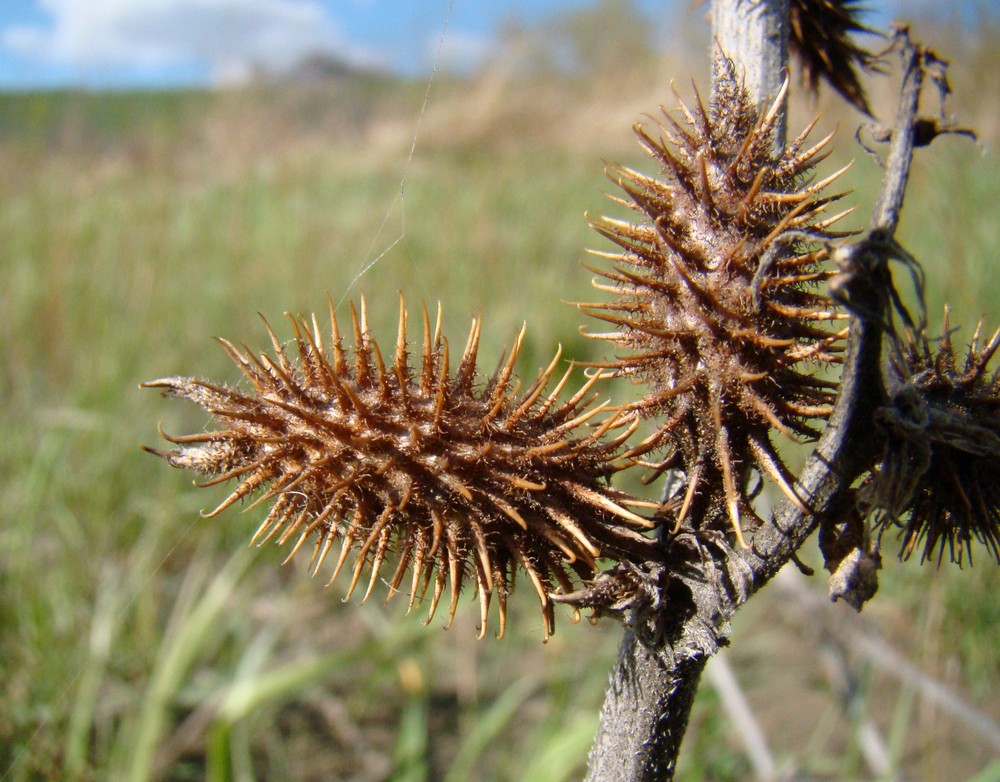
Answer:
[
  {"xmin": 789, "ymin": 0, "xmax": 876, "ymax": 115},
  {"xmin": 144, "ymin": 52, "xmax": 850, "ymax": 635},
  {"xmin": 579, "ymin": 52, "xmax": 851, "ymax": 549},
  {"xmin": 143, "ymin": 1, "xmax": 997, "ymax": 779},
  {"xmin": 144, "ymin": 296, "xmax": 663, "ymax": 641},
  {"xmin": 869, "ymin": 309, "xmax": 1000, "ymax": 565}
]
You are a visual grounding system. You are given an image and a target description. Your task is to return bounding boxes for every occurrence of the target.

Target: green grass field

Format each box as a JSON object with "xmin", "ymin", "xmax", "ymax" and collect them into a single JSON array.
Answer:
[{"xmin": 2, "ymin": 28, "xmax": 999, "ymax": 781}]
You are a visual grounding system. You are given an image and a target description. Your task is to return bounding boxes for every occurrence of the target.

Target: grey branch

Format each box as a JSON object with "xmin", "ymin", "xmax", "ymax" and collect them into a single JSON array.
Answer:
[{"xmin": 712, "ymin": 0, "xmax": 790, "ymax": 151}]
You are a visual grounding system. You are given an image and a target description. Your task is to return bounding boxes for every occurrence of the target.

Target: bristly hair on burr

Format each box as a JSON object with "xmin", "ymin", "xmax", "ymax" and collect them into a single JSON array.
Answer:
[
  {"xmin": 870, "ymin": 309, "xmax": 1000, "ymax": 566},
  {"xmin": 789, "ymin": 0, "xmax": 878, "ymax": 115},
  {"xmin": 578, "ymin": 51, "xmax": 853, "ymax": 547},
  {"xmin": 142, "ymin": 296, "xmax": 663, "ymax": 640}
]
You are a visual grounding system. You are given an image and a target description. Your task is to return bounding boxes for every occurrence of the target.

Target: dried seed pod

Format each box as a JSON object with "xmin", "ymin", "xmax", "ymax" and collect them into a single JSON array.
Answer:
[
  {"xmin": 143, "ymin": 296, "xmax": 661, "ymax": 639},
  {"xmin": 789, "ymin": 0, "xmax": 877, "ymax": 115},
  {"xmin": 579, "ymin": 53, "xmax": 852, "ymax": 545},
  {"xmin": 871, "ymin": 309, "xmax": 1000, "ymax": 565}
]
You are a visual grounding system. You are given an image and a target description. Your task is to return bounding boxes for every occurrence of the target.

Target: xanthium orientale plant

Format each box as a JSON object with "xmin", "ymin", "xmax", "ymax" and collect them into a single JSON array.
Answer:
[
  {"xmin": 788, "ymin": 0, "xmax": 876, "ymax": 115},
  {"xmin": 579, "ymin": 54, "xmax": 852, "ymax": 549},
  {"xmin": 144, "ymin": 297, "xmax": 662, "ymax": 640},
  {"xmin": 870, "ymin": 309, "xmax": 1000, "ymax": 565},
  {"xmin": 144, "ymin": 46, "xmax": 999, "ymax": 643}
]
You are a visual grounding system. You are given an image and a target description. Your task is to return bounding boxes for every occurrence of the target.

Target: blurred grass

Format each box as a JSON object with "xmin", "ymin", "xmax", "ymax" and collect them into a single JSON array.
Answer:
[{"xmin": 1, "ymin": 12, "xmax": 999, "ymax": 781}]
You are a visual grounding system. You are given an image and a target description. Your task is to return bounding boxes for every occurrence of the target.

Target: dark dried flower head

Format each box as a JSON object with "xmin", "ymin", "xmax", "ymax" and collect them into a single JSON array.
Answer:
[
  {"xmin": 871, "ymin": 309, "xmax": 1000, "ymax": 565},
  {"xmin": 143, "ymin": 297, "xmax": 661, "ymax": 639},
  {"xmin": 579, "ymin": 53, "xmax": 852, "ymax": 546},
  {"xmin": 790, "ymin": 0, "xmax": 877, "ymax": 115}
]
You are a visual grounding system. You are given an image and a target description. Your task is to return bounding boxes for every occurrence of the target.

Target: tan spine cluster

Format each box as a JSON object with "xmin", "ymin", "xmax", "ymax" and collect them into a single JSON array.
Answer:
[
  {"xmin": 144, "ymin": 297, "xmax": 661, "ymax": 639},
  {"xmin": 580, "ymin": 55, "xmax": 851, "ymax": 546}
]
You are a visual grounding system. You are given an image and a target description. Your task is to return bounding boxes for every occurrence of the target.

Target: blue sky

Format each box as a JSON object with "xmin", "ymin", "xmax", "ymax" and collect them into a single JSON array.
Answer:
[
  {"xmin": 0, "ymin": 0, "xmax": 966, "ymax": 90},
  {"xmin": 0, "ymin": 0, "xmax": 668, "ymax": 88}
]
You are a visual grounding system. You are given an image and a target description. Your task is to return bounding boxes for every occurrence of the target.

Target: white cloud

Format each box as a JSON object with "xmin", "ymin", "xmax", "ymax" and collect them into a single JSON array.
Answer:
[{"xmin": 2, "ymin": 0, "xmax": 387, "ymax": 82}]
